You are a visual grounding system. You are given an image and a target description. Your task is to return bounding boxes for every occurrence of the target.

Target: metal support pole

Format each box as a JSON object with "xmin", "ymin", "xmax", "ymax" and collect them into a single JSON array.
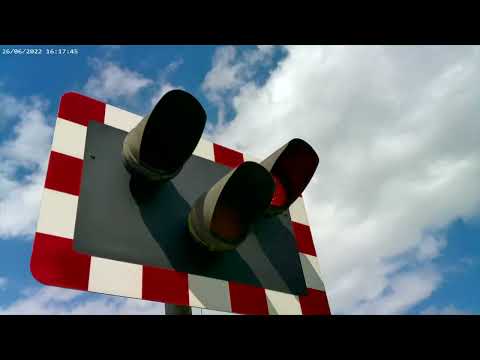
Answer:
[{"xmin": 165, "ymin": 303, "xmax": 193, "ymax": 315}]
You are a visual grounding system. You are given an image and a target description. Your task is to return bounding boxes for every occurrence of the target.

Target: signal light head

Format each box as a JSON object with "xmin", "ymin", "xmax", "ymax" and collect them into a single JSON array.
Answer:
[
  {"xmin": 122, "ymin": 89, "xmax": 207, "ymax": 182},
  {"xmin": 188, "ymin": 161, "xmax": 275, "ymax": 252},
  {"xmin": 261, "ymin": 138, "xmax": 319, "ymax": 216}
]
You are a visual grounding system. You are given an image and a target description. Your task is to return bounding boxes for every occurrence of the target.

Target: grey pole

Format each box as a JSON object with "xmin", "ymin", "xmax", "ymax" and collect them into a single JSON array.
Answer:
[{"xmin": 165, "ymin": 303, "xmax": 193, "ymax": 315}]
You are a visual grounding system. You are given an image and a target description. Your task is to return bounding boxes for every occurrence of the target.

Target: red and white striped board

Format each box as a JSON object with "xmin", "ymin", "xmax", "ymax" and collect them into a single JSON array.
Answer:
[{"xmin": 30, "ymin": 92, "xmax": 331, "ymax": 315}]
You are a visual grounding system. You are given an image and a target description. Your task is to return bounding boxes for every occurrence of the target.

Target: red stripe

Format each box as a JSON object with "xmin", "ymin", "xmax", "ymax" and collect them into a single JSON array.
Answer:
[
  {"xmin": 228, "ymin": 282, "xmax": 269, "ymax": 315},
  {"xmin": 30, "ymin": 232, "xmax": 91, "ymax": 291},
  {"xmin": 291, "ymin": 221, "xmax": 317, "ymax": 256},
  {"xmin": 142, "ymin": 266, "xmax": 189, "ymax": 306},
  {"xmin": 44, "ymin": 151, "xmax": 83, "ymax": 196},
  {"xmin": 213, "ymin": 143, "xmax": 244, "ymax": 168},
  {"xmin": 58, "ymin": 92, "xmax": 106, "ymax": 126},
  {"xmin": 299, "ymin": 288, "xmax": 331, "ymax": 315}
]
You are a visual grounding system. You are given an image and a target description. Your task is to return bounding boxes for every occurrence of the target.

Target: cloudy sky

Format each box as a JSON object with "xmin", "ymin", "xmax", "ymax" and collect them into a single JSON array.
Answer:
[{"xmin": 0, "ymin": 45, "xmax": 479, "ymax": 315}]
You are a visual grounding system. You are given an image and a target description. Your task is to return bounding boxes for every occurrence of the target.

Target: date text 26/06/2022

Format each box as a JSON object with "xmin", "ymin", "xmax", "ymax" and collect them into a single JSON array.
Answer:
[{"xmin": 1, "ymin": 48, "xmax": 79, "ymax": 55}]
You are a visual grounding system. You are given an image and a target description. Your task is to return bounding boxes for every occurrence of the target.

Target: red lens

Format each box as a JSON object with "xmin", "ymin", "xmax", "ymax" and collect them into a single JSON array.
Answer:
[{"xmin": 270, "ymin": 175, "xmax": 288, "ymax": 208}]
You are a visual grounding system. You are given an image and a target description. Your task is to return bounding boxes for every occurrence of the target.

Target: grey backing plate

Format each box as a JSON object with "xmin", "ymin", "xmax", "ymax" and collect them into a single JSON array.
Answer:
[{"xmin": 74, "ymin": 121, "xmax": 307, "ymax": 296}]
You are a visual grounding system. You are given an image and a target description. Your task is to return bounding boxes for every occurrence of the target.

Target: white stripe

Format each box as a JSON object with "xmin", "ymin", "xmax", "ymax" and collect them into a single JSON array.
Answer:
[
  {"xmin": 289, "ymin": 197, "xmax": 309, "ymax": 225},
  {"xmin": 88, "ymin": 257, "xmax": 143, "ymax": 298},
  {"xmin": 36, "ymin": 188, "xmax": 78, "ymax": 239},
  {"xmin": 265, "ymin": 289, "xmax": 302, "ymax": 315},
  {"xmin": 243, "ymin": 152, "xmax": 261, "ymax": 163},
  {"xmin": 188, "ymin": 274, "xmax": 231, "ymax": 312},
  {"xmin": 51, "ymin": 118, "xmax": 87, "ymax": 159},
  {"xmin": 193, "ymin": 138, "xmax": 215, "ymax": 161},
  {"xmin": 104, "ymin": 104, "xmax": 143, "ymax": 133},
  {"xmin": 299, "ymin": 253, "xmax": 325, "ymax": 291}
]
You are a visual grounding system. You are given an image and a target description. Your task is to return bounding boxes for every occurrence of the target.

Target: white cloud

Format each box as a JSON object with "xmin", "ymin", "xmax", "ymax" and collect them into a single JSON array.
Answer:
[
  {"xmin": 205, "ymin": 45, "xmax": 480, "ymax": 314},
  {"xmin": 460, "ymin": 257, "xmax": 476, "ymax": 267},
  {"xmin": 0, "ymin": 94, "xmax": 53, "ymax": 239},
  {"xmin": 202, "ymin": 46, "xmax": 278, "ymax": 125},
  {"xmin": 203, "ymin": 45, "xmax": 276, "ymax": 95},
  {"xmin": 351, "ymin": 267, "xmax": 442, "ymax": 314},
  {"xmin": 162, "ymin": 58, "xmax": 184, "ymax": 75},
  {"xmin": 0, "ymin": 170, "xmax": 46, "ymax": 238},
  {"xmin": 416, "ymin": 235, "xmax": 447, "ymax": 261},
  {"xmin": 0, "ymin": 285, "xmax": 236, "ymax": 315},
  {"xmin": 0, "ymin": 94, "xmax": 35, "ymax": 122},
  {"xmin": 0, "ymin": 286, "xmax": 166, "ymax": 315},
  {"xmin": 96, "ymin": 45, "xmax": 122, "ymax": 60},
  {"xmin": 150, "ymin": 82, "xmax": 184, "ymax": 108},
  {"xmin": 0, "ymin": 55, "xmax": 185, "ymax": 239},
  {"xmin": 203, "ymin": 46, "xmax": 243, "ymax": 94},
  {"xmin": 84, "ymin": 59, "xmax": 153, "ymax": 101},
  {"xmin": 0, "ymin": 100, "xmax": 52, "ymax": 169},
  {"xmin": 0, "ymin": 277, "xmax": 7, "ymax": 290},
  {"xmin": 150, "ymin": 58, "xmax": 185, "ymax": 108},
  {"xmin": 421, "ymin": 304, "xmax": 471, "ymax": 315}
]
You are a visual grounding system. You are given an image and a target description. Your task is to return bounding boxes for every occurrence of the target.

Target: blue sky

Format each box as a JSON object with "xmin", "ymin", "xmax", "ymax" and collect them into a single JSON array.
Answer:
[{"xmin": 0, "ymin": 45, "xmax": 479, "ymax": 314}]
